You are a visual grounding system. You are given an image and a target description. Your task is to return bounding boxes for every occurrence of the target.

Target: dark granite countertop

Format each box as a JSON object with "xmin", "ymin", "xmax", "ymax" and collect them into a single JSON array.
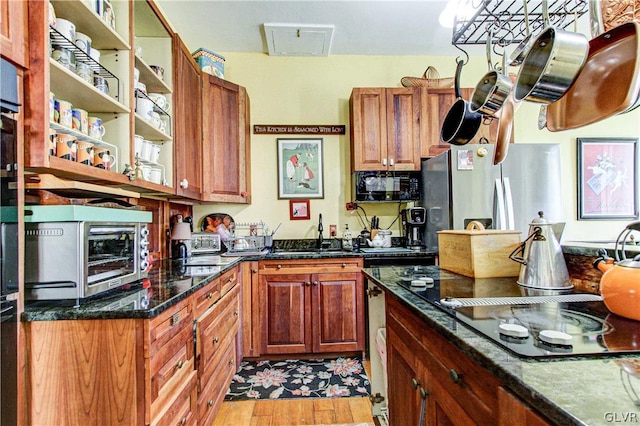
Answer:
[
  {"xmin": 363, "ymin": 265, "xmax": 640, "ymax": 426},
  {"xmin": 22, "ymin": 249, "xmax": 435, "ymax": 321},
  {"xmin": 22, "ymin": 258, "xmax": 243, "ymax": 321}
]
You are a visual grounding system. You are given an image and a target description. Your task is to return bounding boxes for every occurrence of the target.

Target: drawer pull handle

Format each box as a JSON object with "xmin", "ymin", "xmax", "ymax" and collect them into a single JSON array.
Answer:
[
  {"xmin": 277, "ymin": 264, "xmax": 282, "ymax": 269},
  {"xmin": 171, "ymin": 313, "xmax": 179, "ymax": 326},
  {"xmin": 207, "ymin": 292, "xmax": 214, "ymax": 299},
  {"xmin": 305, "ymin": 281, "xmax": 311, "ymax": 287},
  {"xmin": 449, "ymin": 369, "xmax": 461, "ymax": 384},
  {"xmin": 208, "ymin": 400, "xmax": 214, "ymax": 407},
  {"xmin": 180, "ymin": 417, "xmax": 187, "ymax": 426},
  {"xmin": 228, "ymin": 359, "xmax": 234, "ymax": 366},
  {"xmin": 213, "ymin": 337, "xmax": 219, "ymax": 344},
  {"xmin": 227, "ymin": 277, "xmax": 233, "ymax": 283},
  {"xmin": 176, "ymin": 360, "xmax": 184, "ymax": 369},
  {"xmin": 341, "ymin": 263, "xmax": 347, "ymax": 268},
  {"xmin": 419, "ymin": 387, "xmax": 429, "ymax": 399},
  {"xmin": 312, "ymin": 281, "xmax": 318, "ymax": 286},
  {"xmin": 411, "ymin": 378, "xmax": 420, "ymax": 389},
  {"xmin": 252, "ymin": 268, "xmax": 258, "ymax": 273},
  {"xmin": 234, "ymin": 310, "xmax": 239, "ymax": 316}
]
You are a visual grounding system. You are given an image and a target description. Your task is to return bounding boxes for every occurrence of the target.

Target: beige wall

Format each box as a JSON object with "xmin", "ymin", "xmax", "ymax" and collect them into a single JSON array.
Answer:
[{"xmin": 193, "ymin": 53, "xmax": 639, "ymax": 242}]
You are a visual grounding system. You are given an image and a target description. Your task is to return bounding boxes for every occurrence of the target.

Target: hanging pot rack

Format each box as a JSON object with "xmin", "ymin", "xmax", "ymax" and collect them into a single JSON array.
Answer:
[{"xmin": 452, "ymin": 0, "xmax": 588, "ymax": 46}]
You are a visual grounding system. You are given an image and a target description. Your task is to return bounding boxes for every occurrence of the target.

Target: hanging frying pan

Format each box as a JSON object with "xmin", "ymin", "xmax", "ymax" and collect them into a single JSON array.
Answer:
[
  {"xmin": 493, "ymin": 73, "xmax": 520, "ymax": 165},
  {"xmin": 546, "ymin": 20, "xmax": 640, "ymax": 131},
  {"xmin": 513, "ymin": 0, "xmax": 589, "ymax": 104},
  {"xmin": 470, "ymin": 31, "xmax": 513, "ymax": 117},
  {"xmin": 509, "ymin": 0, "xmax": 533, "ymax": 66},
  {"xmin": 440, "ymin": 59, "xmax": 482, "ymax": 145}
]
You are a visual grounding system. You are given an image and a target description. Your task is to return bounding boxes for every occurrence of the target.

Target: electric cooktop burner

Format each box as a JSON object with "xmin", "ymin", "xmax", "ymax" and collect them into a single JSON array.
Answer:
[{"xmin": 394, "ymin": 266, "xmax": 640, "ymax": 359}]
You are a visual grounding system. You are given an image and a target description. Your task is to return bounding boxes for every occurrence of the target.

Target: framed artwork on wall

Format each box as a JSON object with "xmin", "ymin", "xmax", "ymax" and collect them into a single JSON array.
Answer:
[
  {"xmin": 277, "ymin": 138, "xmax": 324, "ymax": 199},
  {"xmin": 577, "ymin": 137, "xmax": 638, "ymax": 220},
  {"xmin": 289, "ymin": 199, "xmax": 310, "ymax": 220}
]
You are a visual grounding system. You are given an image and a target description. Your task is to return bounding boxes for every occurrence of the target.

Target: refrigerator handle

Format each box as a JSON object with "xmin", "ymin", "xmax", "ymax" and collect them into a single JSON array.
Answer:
[
  {"xmin": 503, "ymin": 177, "xmax": 515, "ymax": 230},
  {"xmin": 495, "ymin": 179, "xmax": 507, "ymax": 230}
]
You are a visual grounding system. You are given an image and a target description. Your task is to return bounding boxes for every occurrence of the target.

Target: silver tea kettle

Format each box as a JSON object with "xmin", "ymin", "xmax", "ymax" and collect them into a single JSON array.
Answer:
[{"xmin": 509, "ymin": 211, "xmax": 572, "ymax": 290}]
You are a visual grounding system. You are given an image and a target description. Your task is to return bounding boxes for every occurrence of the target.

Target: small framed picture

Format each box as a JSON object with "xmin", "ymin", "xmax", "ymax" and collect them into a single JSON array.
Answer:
[
  {"xmin": 290, "ymin": 199, "xmax": 310, "ymax": 220},
  {"xmin": 577, "ymin": 137, "xmax": 639, "ymax": 220},
  {"xmin": 277, "ymin": 138, "xmax": 324, "ymax": 199}
]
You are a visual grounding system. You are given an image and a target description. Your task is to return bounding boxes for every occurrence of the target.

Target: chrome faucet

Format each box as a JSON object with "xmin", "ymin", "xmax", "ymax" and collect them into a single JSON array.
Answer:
[{"xmin": 317, "ymin": 213, "xmax": 324, "ymax": 249}]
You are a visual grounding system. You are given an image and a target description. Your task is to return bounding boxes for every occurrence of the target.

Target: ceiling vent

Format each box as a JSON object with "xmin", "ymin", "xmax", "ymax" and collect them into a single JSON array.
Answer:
[{"xmin": 263, "ymin": 23, "xmax": 334, "ymax": 56}]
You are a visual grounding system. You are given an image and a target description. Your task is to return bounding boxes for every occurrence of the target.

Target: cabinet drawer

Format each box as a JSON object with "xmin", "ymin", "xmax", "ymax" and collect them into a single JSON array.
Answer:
[
  {"xmin": 151, "ymin": 368, "xmax": 197, "ymax": 426},
  {"xmin": 150, "ymin": 333, "xmax": 195, "ymax": 407},
  {"xmin": 193, "ymin": 277, "xmax": 221, "ymax": 318},
  {"xmin": 196, "ymin": 284, "xmax": 240, "ymax": 365},
  {"xmin": 149, "ymin": 299, "xmax": 194, "ymax": 356},
  {"xmin": 388, "ymin": 297, "xmax": 499, "ymax": 423},
  {"xmin": 220, "ymin": 266, "xmax": 239, "ymax": 295},
  {"xmin": 198, "ymin": 340, "xmax": 237, "ymax": 426},
  {"xmin": 259, "ymin": 258, "xmax": 363, "ymax": 274}
]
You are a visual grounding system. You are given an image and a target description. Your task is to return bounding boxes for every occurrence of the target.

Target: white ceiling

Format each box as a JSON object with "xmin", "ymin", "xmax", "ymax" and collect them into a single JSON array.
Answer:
[{"xmin": 154, "ymin": 0, "xmax": 481, "ymax": 57}]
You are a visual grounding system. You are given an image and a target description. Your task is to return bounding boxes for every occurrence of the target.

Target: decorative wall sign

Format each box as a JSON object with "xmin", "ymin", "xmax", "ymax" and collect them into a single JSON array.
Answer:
[
  {"xmin": 277, "ymin": 138, "xmax": 324, "ymax": 199},
  {"xmin": 577, "ymin": 137, "xmax": 638, "ymax": 220},
  {"xmin": 254, "ymin": 125, "xmax": 345, "ymax": 135}
]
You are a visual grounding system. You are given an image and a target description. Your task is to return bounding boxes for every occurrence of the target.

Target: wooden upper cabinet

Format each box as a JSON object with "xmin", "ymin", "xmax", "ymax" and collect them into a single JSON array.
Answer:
[
  {"xmin": 0, "ymin": 0, "xmax": 27, "ymax": 67},
  {"xmin": 201, "ymin": 74, "xmax": 251, "ymax": 203},
  {"xmin": 350, "ymin": 87, "xmax": 421, "ymax": 171},
  {"xmin": 172, "ymin": 36, "xmax": 202, "ymax": 199},
  {"xmin": 421, "ymin": 87, "xmax": 499, "ymax": 158}
]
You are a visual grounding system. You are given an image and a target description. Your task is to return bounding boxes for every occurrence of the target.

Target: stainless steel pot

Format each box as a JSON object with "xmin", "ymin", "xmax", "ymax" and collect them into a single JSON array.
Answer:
[
  {"xmin": 513, "ymin": 0, "xmax": 589, "ymax": 104},
  {"xmin": 471, "ymin": 32, "xmax": 512, "ymax": 117},
  {"xmin": 440, "ymin": 59, "xmax": 482, "ymax": 145}
]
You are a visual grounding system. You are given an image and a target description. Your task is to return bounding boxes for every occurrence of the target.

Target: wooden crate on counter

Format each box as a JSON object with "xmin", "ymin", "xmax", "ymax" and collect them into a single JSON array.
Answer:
[{"xmin": 437, "ymin": 229, "xmax": 521, "ymax": 278}]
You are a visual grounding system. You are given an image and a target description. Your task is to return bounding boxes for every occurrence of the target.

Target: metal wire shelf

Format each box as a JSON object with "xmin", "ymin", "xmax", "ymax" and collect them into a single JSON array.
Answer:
[
  {"xmin": 452, "ymin": 0, "xmax": 588, "ymax": 46},
  {"xmin": 49, "ymin": 25, "xmax": 121, "ymax": 101}
]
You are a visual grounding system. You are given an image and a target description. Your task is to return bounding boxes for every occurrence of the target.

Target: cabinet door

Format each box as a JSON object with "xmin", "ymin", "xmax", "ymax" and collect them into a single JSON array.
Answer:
[
  {"xmin": 259, "ymin": 273, "xmax": 311, "ymax": 354},
  {"xmin": 0, "ymin": 0, "xmax": 27, "ymax": 67},
  {"xmin": 386, "ymin": 326, "xmax": 425, "ymax": 426},
  {"xmin": 350, "ymin": 88, "xmax": 388, "ymax": 171},
  {"xmin": 312, "ymin": 271, "xmax": 365, "ymax": 353},
  {"xmin": 385, "ymin": 87, "xmax": 421, "ymax": 171},
  {"xmin": 172, "ymin": 37, "xmax": 202, "ymax": 199},
  {"xmin": 421, "ymin": 88, "xmax": 499, "ymax": 158},
  {"xmin": 201, "ymin": 75, "xmax": 250, "ymax": 203}
]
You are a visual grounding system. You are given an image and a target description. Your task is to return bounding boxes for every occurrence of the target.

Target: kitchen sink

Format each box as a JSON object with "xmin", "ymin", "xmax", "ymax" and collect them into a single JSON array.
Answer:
[{"xmin": 270, "ymin": 249, "xmax": 348, "ymax": 256}]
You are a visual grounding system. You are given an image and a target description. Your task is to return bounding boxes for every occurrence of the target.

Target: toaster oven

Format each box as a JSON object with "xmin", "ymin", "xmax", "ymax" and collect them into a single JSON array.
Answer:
[{"xmin": 24, "ymin": 206, "xmax": 152, "ymax": 302}]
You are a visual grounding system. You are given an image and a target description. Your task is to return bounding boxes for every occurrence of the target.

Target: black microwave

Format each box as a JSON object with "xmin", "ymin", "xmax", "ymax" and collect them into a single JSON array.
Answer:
[{"xmin": 352, "ymin": 171, "xmax": 421, "ymax": 202}]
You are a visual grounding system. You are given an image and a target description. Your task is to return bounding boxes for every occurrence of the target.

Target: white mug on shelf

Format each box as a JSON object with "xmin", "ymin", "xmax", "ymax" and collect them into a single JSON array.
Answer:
[
  {"xmin": 140, "ymin": 139, "xmax": 153, "ymax": 162},
  {"xmin": 134, "ymin": 134, "xmax": 144, "ymax": 158},
  {"xmin": 136, "ymin": 97, "xmax": 154, "ymax": 121},
  {"xmin": 150, "ymin": 143, "xmax": 161, "ymax": 163}
]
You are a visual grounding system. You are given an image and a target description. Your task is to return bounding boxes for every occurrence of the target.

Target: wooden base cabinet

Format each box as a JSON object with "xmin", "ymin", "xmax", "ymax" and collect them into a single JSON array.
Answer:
[
  {"xmin": 386, "ymin": 296, "xmax": 550, "ymax": 426},
  {"xmin": 195, "ymin": 283, "xmax": 240, "ymax": 425},
  {"xmin": 257, "ymin": 258, "xmax": 365, "ymax": 356},
  {"xmin": 25, "ymin": 266, "xmax": 242, "ymax": 425}
]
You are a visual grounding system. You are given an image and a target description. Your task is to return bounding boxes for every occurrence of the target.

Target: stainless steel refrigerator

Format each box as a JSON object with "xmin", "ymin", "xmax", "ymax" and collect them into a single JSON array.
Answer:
[{"xmin": 421, "ymin": 144, "xmax": 564, "ymax": 252}]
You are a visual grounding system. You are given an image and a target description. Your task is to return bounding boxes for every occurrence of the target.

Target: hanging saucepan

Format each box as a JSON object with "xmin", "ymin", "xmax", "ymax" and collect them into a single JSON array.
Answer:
[
  {"xmin": 470, "ymin": 31, "xmax": 513, "ymax": 117},
  {"xmin": 513, "ymin": 0, "xmax": 589, "ymax": 104},
  {"xmin": 546, "ymin": 11, "xmax": 640, "ymax": 130},
  {"xmin": 440, "ymin": 59, "xmax": 482, "ymax": 145},
  {"xmin": 509, "ymin": 0, "xmax": 534, "ymax": 66}
]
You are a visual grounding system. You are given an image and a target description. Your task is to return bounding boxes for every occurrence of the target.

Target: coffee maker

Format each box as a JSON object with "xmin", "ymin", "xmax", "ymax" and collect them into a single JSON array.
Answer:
[{"xmin": 402, "ymin": 207, "xmax": 426, "ymax": 249}]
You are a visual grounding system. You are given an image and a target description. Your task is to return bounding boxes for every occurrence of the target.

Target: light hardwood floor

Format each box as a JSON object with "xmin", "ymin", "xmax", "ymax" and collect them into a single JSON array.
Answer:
[
  {"xmin": 211, "ymin": 397, "xmax": 374, "ymax": 425},
  {"xmin": 212, "ymin": 360, "xmax": 375, "ymax": 426}
]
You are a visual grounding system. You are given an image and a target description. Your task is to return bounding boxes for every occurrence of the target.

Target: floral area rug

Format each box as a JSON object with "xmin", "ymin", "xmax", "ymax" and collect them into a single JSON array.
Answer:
[{"xmin": 225, "ymin": 357, "xmax": 371, "ymax": 401}]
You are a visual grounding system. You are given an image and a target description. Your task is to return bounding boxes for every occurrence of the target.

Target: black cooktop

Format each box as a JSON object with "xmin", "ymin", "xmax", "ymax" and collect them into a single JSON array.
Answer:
[{"xmin": 395, "ymin": 266, "xmax": 640, "ymax": 359}]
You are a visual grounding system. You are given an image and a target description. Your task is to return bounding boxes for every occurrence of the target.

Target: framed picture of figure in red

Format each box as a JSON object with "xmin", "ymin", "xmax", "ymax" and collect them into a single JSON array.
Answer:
[
  {"xmin": 289, "ymin": 200, "xmax": 310, "ymax": 220},
  {"xmin": 577, "ymin": 137, "xmax": 638, "ymax": 220},
  {"xmin": 277, "ymin": 138, "xmax": 324, "ymax": 199}
]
